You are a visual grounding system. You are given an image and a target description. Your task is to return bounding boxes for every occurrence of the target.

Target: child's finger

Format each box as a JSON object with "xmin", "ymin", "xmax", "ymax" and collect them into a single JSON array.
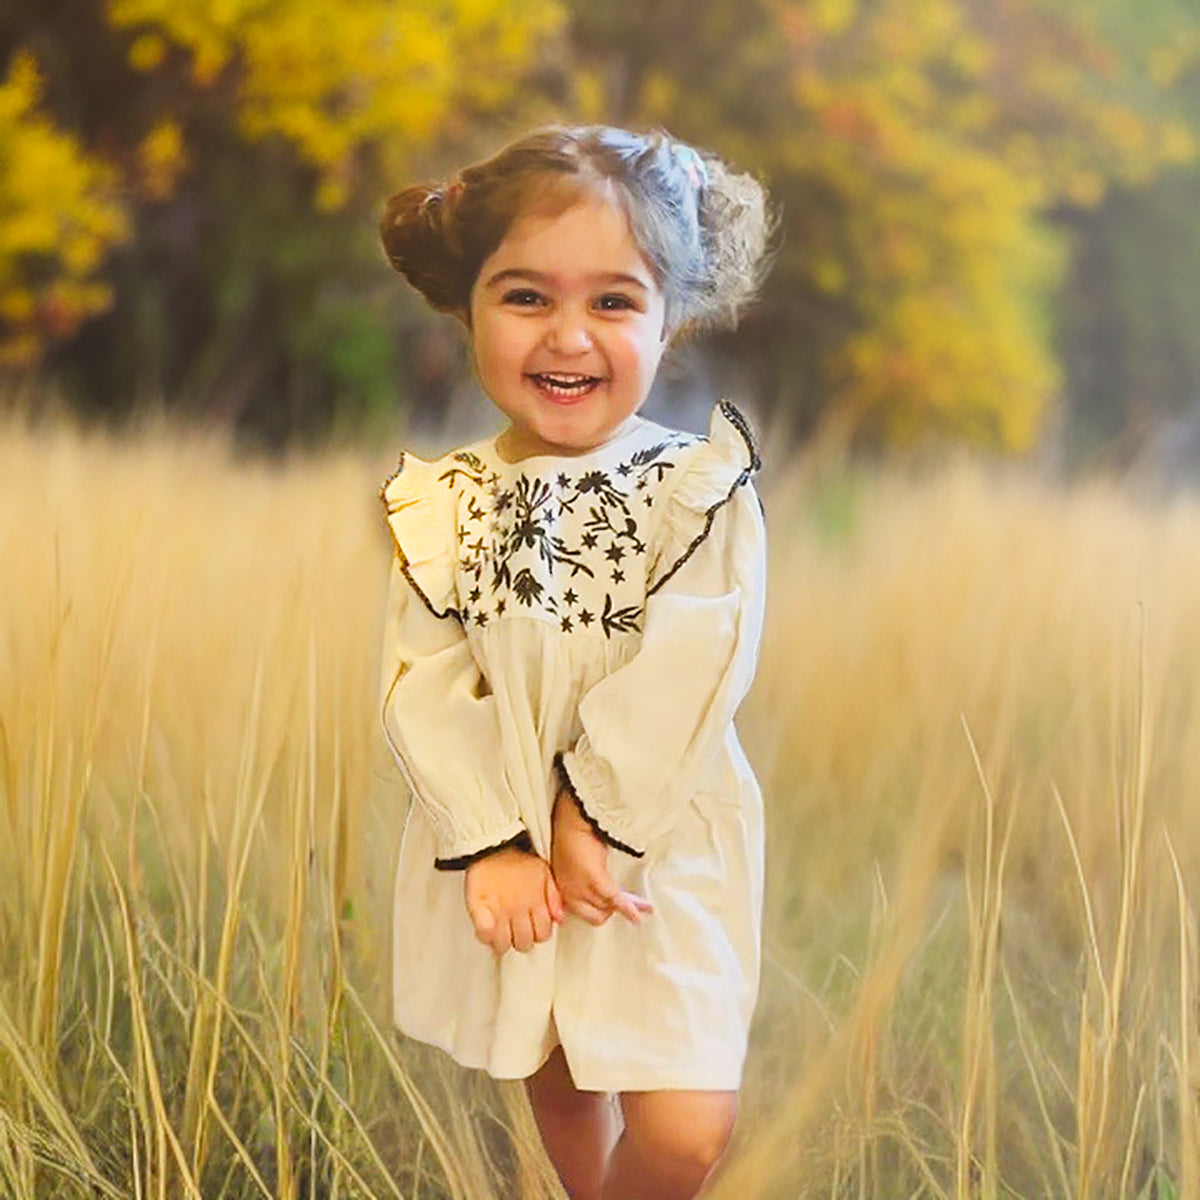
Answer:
[
  {"xmin": 531, "ymin": 904, "xmax": 553, "ymax": 945},
  {"xmin": 489, "ymin": 916, "xmax": 513, "ymax": 956},
  {"xmin": 566, "ymin": 896, "xmax": 613, "ymax": 927},
  {"xmin": 472, "ymin": 904, "xmax": 496, "ymax": 946},
  {"xmin": 511, "ymin": 912, "xmax": 535, "ymax": 953},
  {"xmin": 590, "ymin": 876, "xmax": 622, "ymax": 909},
  {"xmin": 612, "ymin": 890, "xmax": 652, "ymax": 925},
  {"xmin": 545, "ymin": 873, "xmax": 565, "ymax": 924}
]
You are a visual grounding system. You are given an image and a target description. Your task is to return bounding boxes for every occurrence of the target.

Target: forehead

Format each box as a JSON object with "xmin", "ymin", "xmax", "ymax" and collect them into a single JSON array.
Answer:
[{"xmin": 484, "ymin": 187, "xmax": 657, "ymax": 285}]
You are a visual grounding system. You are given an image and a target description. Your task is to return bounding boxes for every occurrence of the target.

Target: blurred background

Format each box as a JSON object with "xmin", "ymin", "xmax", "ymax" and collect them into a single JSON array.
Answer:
[
  {"xmin": 3, "ymin": 0, "xmax": 1200, "ymax": 469},
  {"xmin": 5, "ymin": 5, "xmax": 1200, "ymax": 1197}
]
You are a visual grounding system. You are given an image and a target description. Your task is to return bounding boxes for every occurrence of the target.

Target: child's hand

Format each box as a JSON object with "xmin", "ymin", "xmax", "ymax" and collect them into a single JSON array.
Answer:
[
  {"xmin": 551, "ymin": 787, "xmax": 653, "ymax": 927},
  {"xmin": 464, "ymin": 847, "xmax": 564, "ymax": 955}
]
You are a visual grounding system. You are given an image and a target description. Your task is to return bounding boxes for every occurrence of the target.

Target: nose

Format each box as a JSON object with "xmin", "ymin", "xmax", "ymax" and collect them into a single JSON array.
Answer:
[{"xmin": 545, "ymin": 309, "xmax": 593, "ymax": 354}]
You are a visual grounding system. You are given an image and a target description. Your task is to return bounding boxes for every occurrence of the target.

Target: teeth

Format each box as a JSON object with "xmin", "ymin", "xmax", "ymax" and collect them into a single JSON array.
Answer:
[
  {"xmin": 540, "ymin": 373, "xmax": 594, "ymax": 385},
  {"xmin": 531, "ymin": 372, "xmax": 601, "ymax": 397}
]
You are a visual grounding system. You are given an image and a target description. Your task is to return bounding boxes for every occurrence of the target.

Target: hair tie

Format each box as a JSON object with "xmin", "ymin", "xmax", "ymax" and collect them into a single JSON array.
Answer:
[
  {"xmin": 671, "ymin": 143, "xmax": 709, "ymax": 191},
  {"xmin": 419, "ymin": 179, "xmax": 464, "ymax": 219}
]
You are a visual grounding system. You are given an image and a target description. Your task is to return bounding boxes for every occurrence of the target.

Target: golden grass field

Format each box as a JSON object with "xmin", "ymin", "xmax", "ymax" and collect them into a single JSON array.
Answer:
[{"xmin": 1, "ymin": 407, "xmax": 1198, "ymax": 1198}]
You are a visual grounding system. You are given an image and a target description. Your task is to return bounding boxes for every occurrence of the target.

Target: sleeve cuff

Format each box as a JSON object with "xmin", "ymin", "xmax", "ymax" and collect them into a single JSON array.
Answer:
[
  {"xmin": 553, "ymin": 751, "xmax": 645, "ymax": 859},
  {"xmin": 434, "ymin": 828, "xmax": 534, "ymax": 871}
]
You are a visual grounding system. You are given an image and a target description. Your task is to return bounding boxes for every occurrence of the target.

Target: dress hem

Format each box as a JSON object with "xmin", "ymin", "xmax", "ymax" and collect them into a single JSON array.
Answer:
[{"xmin": 395, "ymin": 1025, "xmax": 744, "ymax": 1092}]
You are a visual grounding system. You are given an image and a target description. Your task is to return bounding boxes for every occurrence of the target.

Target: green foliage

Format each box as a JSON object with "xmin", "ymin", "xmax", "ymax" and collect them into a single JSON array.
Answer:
[{"xmin": 1058, "ymin": 167, "xmax": 1200, "ymax": 464}]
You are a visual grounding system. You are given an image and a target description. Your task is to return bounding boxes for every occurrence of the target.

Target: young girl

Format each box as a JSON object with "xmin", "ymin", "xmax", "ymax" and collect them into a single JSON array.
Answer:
[{"xmin": 377, "ymin": 125, "xmax": 771, "ymax": 1200}]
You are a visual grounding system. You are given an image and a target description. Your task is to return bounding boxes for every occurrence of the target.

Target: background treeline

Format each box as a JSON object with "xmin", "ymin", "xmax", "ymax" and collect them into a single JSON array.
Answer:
[{"xmin": 2, "ymin": 0, "xmax": 1199, "ymax": 460}]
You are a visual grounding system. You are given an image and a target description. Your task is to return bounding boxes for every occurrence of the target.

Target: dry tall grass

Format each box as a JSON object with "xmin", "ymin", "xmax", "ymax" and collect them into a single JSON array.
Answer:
[{"xmin": 1, "ymin": 409, "xmax": 1197, "ymax": 1198}]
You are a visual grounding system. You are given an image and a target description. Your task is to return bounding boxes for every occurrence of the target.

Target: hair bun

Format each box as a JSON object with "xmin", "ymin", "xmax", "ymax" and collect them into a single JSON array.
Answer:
[{"xmin": 380, "ymin": 183, "xmax": 465, "ymax": 313}]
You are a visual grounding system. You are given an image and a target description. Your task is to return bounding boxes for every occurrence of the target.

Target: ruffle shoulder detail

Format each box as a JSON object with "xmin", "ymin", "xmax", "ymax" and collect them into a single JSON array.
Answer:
[
  {"xmin": 379, "ymin": 452, "xmax": 459, "ymax": 620},
  {"xmin": 649, "ymin": 400, "xmax": 762, "ymax": 596}
]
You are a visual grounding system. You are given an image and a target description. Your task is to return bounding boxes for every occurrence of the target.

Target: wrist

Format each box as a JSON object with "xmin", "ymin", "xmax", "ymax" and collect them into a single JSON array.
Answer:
[
  {"xmin": 466, "ymin": 843, "xmax": 533, "ymax": 877},
  {"xmin": 554, "ymin": 787, "xmax": 604, "ymax": 851}
]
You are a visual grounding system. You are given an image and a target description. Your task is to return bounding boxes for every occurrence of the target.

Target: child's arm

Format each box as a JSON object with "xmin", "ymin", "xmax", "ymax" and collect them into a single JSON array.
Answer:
[
  {"xmin": 555, "ymin": 472, "xmax": 767, "ymax": 859},
  {"xmin": 380, "ymin": 551, "xmax": 529, "ymax": 870},
  {"xmin": 550, "ymin": 784, "xmax": 653, "ymax": 926}
]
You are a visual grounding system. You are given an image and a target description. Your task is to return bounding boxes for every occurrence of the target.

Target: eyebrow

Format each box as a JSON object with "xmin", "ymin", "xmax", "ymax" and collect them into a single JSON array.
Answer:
[{"xmin": 482, "ymin": 267, "xmax": 650, "ymax": 292}]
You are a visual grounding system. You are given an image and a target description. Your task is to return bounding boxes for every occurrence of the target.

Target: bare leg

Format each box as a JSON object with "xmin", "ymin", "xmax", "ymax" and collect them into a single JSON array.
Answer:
[
  {"xmin": 525, "ymin": 1046, "xmax": 618, "ymax": 1200},
  {"xmin": 602, "ymin": 1090, "xmax": 737, "ymax": 1200}
]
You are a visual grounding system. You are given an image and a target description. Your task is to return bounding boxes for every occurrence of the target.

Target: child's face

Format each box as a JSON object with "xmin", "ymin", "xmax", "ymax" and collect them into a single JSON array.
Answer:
[{"xmin": 468, "ymin": 191, "xmax": 668, "ymax": 461}]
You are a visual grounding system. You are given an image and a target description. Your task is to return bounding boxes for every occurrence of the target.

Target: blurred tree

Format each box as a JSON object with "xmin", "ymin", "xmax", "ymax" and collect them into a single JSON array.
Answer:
[
  {"xmin": 0, "ymin": 0, "xmax": 561, "ymax": 442},
  {"xmin": 0, "ymin": 51, "xmax": 129, "ymax": 367},
  {"xmin": 1052, "ymin": 1, "xmax": 1200, "ymax": 466},
  {"xmin": 3, "ymin": 0, "xmax": 1198, "ymax": 452},
  {"xmin": 565, "ymin": 0, "xmax": 1198, "ymax": 451},
  {"xmin": 1057, "ymin": 171, "xmax": 1200, "ymax": 467}
]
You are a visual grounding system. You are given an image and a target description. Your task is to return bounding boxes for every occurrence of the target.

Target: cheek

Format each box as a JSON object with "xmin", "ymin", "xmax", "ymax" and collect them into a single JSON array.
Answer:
[
  {"xmin": 622, "ymin": 329, "xmax": 665, "ymax": 383},
  {"xmin": 471, "ymin": 318, "xmax": 519, "ymax": 378}
]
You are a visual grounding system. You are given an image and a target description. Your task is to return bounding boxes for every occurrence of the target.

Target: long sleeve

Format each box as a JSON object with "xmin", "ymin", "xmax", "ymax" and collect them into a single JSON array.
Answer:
[
  {"xmin": 378, "ymin": 451, "xmax": 529, "ymax": 870},
  {"xmin": 555, "ymin": 407, "xmax": 766, "ymax": 856},
  {"xmin": 380, "ymin": 555, "xmax": 530, "ymax": 868}
]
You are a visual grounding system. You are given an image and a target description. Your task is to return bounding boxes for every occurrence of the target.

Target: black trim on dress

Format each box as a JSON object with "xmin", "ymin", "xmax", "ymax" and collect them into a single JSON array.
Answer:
[
  {"xmin": 433, "ymin": 829, "xmax": 535, "ymax": 871},
  {"xmin": 553, "ymin": 752, "xmax": 645, "ymax": 859},
  {"xmin": 381, "ymin": 451, "xmax": 463, "ymax": 624},
  {"xmin": 646, "ymin": 400, "xmax": 762, "ymax": 598}
]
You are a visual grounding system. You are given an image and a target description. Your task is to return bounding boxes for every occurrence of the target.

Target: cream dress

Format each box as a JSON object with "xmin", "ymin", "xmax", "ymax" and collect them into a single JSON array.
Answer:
[{"xmin": 379, "ymin": 400, "xmax": 766, "ymax": 1092}]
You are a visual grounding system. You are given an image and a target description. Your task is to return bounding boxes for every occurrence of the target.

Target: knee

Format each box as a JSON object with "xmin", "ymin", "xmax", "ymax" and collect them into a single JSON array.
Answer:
[{"xmin": 624, "ymin": 1094, "xmax": 737, "ymax": 1179}]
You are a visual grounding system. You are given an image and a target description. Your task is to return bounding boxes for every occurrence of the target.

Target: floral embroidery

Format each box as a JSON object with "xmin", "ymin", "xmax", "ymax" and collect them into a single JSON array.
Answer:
[
  {"xmin": 381, "ymin": 402, "xmax": 761, "ymax": 633},
  {"xmin": 511, "ymin": 567, "xmax": 544, "ymax": 606},
  {"xmin": 439, "ymin": 432, "xmax": 697, "ymax": 637}
]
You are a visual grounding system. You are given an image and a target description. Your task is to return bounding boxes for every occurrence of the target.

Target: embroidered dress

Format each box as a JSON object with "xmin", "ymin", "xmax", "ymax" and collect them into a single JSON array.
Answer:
[{"xmin": 379, "ymin": 400, "xmax": 767, "ymax": 1091}]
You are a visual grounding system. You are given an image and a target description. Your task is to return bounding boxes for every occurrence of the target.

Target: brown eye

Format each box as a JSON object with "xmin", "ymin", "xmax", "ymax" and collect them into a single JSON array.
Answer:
[
  {"xmin": 595, "ymin": 293, "xmax": 635, "ymax": 312},
  {"xmin": 502, "ymin": 288, "xmax": 544, "ymax": 307}
]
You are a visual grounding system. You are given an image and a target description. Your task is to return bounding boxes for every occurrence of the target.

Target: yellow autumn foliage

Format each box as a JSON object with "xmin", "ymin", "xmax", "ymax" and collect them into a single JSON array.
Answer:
[
  {"xmin": 751, "ymin": 0, "xmax": 1195, "ymax": 449},
  {"xmin": 0, "ymin": 53, "xmax": 129, "ymax": 367},
  {"xmin": 0, "ymin": 0, "xmax": 561, "ymax": 365},
  {"xmin": 107, "ymin": 0, "xmax": 564, "ymax": 209}
]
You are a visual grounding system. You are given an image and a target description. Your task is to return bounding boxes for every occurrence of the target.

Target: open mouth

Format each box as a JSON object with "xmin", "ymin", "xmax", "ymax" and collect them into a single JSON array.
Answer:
[{"xmin": 527, "ymin": 372, "xmax": 604, "ymax": 401}]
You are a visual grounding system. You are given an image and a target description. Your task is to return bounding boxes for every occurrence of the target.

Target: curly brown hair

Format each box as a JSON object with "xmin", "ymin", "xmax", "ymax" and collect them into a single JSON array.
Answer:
[{"xmin": 380, "ymin": 125, "xmax": 773, "ymax": 336}]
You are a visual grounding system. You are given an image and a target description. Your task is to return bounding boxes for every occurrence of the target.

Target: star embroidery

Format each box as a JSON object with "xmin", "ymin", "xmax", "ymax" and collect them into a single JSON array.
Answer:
[
  {"xmin": 605, "ymin": 545, "xmax": 625, "ymax": 563},
  {"xmin": 581, "ymin": 532, "xmax": 598, "ymax": 549},
  {"xmin": 611, "ymin": 568, "xmax": 625, "ymax": 583},
  {"xmin": 617, "ymin": 463, "xmax": 632, "ymax": 476},
  {"xmin": 458, "ymin": 528, "xmax": 468, "ymax": 543},
  {"xmin": 578, "ymin": 609, "xmax": 594, "ymax": 626},
  {"xmin": 475, "ymin": 611, "xmax": 488, "ymax": 627},
  {"xmin": 564, "ymin": 588, "xmax": 578, "ymax": 606},
  {"xmin": 557, "ymin": 472, "xmax": 570, "ymax": 487},
  {"xmin": 469, "ymin": 586, "xmax": 481, "ymax": 602},
  {"xmin": 496, "ymin": 598, "xmax": 507, "ymax": 615},
  {"xmin": 561, "ymin": 616, "xmax": 573, "ymax": 632}
]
